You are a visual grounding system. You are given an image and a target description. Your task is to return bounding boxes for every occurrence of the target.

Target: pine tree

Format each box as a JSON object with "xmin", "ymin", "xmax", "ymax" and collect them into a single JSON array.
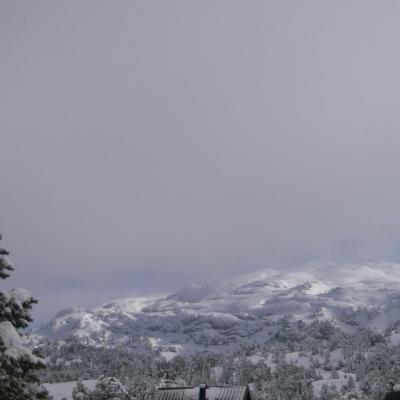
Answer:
[
  {"xmin": 92, "ymin": 376, "xmax": 130, "ymax": 400},
  {"xmin": 0, "ymin": 233, "xmax": 49, "ymax": 400},
  {"xmin": 72, "ymin": 380, "xmax": 90, "ymax": 400}
]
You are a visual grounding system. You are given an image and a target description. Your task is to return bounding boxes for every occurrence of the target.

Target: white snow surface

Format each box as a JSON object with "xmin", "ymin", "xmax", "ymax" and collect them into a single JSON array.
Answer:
[
  {"xmin": 0, "ymin": 321, "xmax": 42, "ymax": 363},
  {"xmin": 44, "ymin": 380, "xmax": 97, "ymax": 400},
  {"xmin": 34, "ymin": 262, "xmax": 400, "ymax": 355},
  {"xmin": 5, "ymin": 288, "xmax": 32, "ymax": 307}
]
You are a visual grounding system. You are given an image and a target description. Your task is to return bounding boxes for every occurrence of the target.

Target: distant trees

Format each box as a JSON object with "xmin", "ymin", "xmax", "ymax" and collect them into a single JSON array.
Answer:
[
  {"xmin": 0, "ymin": 233, "xmax": 49, "ymax": 399},
  {"xmin": 35, "ymin": 313, "xmax": 400, "ymax": 400}
]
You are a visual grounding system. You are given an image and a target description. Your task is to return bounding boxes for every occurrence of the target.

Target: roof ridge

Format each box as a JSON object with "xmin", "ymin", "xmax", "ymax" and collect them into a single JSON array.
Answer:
[{"xmin": 158, "ymin": 385, "xmax": 249, "ymax": 390}]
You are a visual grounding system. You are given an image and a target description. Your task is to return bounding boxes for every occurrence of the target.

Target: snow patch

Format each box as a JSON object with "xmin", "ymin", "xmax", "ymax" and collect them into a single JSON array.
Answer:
[{"xmin": 0, "ymin": 321, "xmax": 43, "ymax": 363}]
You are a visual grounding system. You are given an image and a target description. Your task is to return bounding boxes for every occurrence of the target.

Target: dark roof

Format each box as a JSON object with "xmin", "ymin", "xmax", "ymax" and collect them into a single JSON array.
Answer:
[
  {"xmin": 155, "ymin": 386, "xmax": 251, "ymax": 400},
  {"xmin": 385, "ymin": 392, "xmax": 400, "ymax": 400}
]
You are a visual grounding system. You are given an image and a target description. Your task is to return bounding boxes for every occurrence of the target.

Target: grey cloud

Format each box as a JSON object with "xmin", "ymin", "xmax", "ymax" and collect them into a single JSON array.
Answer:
[{"xmin": 1, "ymin": 1, "xmax": 400, "ymax": 324}]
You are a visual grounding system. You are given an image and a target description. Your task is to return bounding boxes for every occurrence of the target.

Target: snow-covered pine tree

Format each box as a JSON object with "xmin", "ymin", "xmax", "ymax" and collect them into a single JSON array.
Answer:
[
  {"xmin": 72, "ymin": 380, "xmax": 90, "ymax": 400},
  {"xmin": 0, "ymin": 233, "xmax": 49, "ymax": 400},
  {"xmin": 92, "ymin": 376, "xmax": 130, "ymax": 400}
]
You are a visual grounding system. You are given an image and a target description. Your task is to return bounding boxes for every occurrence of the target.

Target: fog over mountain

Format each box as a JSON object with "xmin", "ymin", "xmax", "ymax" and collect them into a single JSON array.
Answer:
[{"xmin": 1, "ymin": 1, "xmax": 400, "ymax": 324}]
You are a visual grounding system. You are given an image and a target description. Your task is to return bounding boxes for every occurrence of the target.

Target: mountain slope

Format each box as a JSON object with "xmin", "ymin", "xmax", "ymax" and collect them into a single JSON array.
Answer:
[{"xmin": 34, "ymin": 262, "xmax": 400, "ymax": 356}]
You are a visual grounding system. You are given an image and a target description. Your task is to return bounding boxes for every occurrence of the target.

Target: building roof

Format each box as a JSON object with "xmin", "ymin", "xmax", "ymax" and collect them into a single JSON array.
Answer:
[
  {"xmin": 155, "ymin": 385, "xmax": 251, "ymax": 400},
  {"xmin": 385, "ymin": 392, "xmax": 400, "ymax": 400}
]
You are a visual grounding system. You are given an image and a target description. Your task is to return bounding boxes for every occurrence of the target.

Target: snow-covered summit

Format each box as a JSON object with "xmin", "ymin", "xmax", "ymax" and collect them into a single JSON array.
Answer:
[{"xmin": 34, "ymin": 262, "xmax": 400, "ymax": 355}]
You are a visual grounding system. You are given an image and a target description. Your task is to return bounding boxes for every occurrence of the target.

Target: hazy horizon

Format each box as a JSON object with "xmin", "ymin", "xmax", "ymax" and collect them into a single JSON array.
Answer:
[{"xmin": 2, "ymin": 1, "xmax": 400, "ymax": 325}]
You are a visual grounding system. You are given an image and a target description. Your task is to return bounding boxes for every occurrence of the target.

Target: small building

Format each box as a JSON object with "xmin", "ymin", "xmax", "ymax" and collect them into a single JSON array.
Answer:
[{"xmin": 155, "ymin": 384, "xmax": 252, "ymax": 400}]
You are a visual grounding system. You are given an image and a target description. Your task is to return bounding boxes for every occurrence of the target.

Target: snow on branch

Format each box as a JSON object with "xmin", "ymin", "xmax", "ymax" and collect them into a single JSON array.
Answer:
[{"xmin": 0, "ymin": 321, "xmax": 44, "ymax": 364}]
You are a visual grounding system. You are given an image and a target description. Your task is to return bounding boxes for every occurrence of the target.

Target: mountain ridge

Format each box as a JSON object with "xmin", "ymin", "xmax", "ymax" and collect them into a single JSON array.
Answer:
[{"xmin": 33, "ymin": 262, "xmax": 400, "ymax": 357}]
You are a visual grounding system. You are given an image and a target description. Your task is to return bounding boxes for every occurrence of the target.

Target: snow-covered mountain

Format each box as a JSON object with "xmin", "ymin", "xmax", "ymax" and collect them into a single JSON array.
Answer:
[{"xmin": 34, "ymin": 262, "xmax": 400, "ymax": 356}]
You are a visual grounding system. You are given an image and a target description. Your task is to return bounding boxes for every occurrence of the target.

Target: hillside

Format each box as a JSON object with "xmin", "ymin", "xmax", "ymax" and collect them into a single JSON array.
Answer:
[{"xmin": 34, "ymin": 262, "xmax": 400, "ymax": 357}]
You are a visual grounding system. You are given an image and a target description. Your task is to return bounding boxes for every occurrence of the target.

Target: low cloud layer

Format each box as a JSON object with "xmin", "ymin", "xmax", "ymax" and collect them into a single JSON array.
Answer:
[{"xmin": 1, "ymin": 1, "xmax": 400, "ymax": 324}]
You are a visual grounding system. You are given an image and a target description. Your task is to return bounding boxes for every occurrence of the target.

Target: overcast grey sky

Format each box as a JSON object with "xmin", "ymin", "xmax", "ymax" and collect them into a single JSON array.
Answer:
[{"xmin": 2, "ymin": 1, "xmax": 400, "ymax": 324}]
